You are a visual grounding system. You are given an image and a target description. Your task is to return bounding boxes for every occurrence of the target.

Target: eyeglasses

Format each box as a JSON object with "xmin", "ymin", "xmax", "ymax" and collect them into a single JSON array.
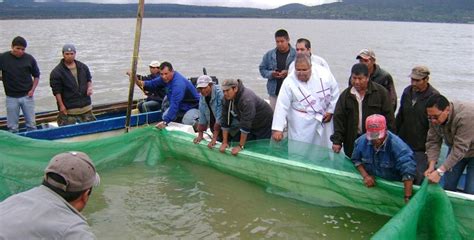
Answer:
[{"xmin": 427, "ymin": 112, "xmax": 443, "ymax": 121}]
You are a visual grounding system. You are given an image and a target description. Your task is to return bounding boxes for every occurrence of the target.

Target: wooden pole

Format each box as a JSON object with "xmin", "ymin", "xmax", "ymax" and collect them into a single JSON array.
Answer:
[{"xmin": 125, "ymin": 0, "xmax": 145, "ymax": 133}]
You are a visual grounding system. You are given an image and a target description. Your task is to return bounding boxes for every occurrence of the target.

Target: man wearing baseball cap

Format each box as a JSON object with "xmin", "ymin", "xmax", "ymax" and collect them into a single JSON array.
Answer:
[
  {"xmin": 126, "ymin": 60, "xmax": 166, "ymax": 113},
  {"xmin": 193, "ymin": 75, "xmax": 225, "ymax": 148},
  {"xmin": 351, "ymin": 114, "xmax": 416, "ymax": 203},
  {"xmin": 50, "ymin": 44, "xmax": 96, "ymax": 126},
  {"xmin": 396, "ymin": 66, "xmax": 440, "ymax": 185},
  {"xmin": 0, "ymin": 151, "xmax": 100, "ymax": 239},
  {"xmin": 353, "ymin": 48, "xmax": 397, "ymax": 111}
]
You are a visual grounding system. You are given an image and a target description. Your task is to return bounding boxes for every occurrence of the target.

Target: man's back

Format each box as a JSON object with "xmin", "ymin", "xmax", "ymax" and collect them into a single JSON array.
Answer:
[{"xmin": 0, "ymin": 186, "xmax": 95, "ymax": 240}]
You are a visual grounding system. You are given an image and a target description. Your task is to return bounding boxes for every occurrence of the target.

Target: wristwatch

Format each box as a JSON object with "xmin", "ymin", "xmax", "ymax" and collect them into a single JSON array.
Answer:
[
  {"xmin": 436, "ymin": 168, "xmax": 445, "ymax": 177},
  {"xmin": 239, "ymin": 144, "xmax": 244, "ymax": 150}
]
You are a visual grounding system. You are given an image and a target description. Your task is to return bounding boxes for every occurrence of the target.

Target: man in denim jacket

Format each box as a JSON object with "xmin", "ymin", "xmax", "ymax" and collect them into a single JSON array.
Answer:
[
  {"xmin": 259, "ymin": 29, "xmax": 296, "ymax": 110},
  {"xmin": 351, "ymin": 114, "xmax": 416, "ymax": 203}
]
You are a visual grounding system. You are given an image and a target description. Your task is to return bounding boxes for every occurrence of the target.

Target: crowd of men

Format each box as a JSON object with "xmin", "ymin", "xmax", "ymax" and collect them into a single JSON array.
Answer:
[{"xmin": 0, "ymin": 29, "xmax": 473, "ymax": 238}]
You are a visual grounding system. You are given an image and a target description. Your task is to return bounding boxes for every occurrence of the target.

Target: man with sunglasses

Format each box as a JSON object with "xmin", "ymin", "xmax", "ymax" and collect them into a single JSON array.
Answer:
[
  {"xmin": 0, "ymin": 151, "xmax": 100, "ymax": 239},
  {"xmin": 396, "ymin": 66, "xmax": 439, "ymax": 184},
  {"xmin": 425, "ymin": 94, "xmax": 474, "ymax": 194}
]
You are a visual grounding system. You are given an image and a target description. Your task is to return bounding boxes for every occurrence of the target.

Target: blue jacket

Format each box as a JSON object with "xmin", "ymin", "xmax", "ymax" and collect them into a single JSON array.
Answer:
[
  {"xmin": 198, "ymin": 84, "xmax": 223, "ymax": 129},
  {"xmin": 351, "ymin": 131, "xmax": 416, "ymax": 181},
  {"xmin": 144, "ymin": 71, "xmax": 200, "ymax": 123},
  {"xmin": 258, "ymin": 46, "xmax": 296, "ymax": 96}
]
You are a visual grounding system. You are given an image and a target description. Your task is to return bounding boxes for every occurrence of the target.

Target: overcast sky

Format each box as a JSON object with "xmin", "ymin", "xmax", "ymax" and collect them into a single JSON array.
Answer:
[{"xmin": 35, "ymin": 0, "xmax": 339, "ymax": 9}]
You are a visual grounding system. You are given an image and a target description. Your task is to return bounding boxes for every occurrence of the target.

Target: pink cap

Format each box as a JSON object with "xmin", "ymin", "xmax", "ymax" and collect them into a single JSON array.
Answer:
[{"xmin": 365, "ymin": 114, "xmax": 387, "ymax": 140}]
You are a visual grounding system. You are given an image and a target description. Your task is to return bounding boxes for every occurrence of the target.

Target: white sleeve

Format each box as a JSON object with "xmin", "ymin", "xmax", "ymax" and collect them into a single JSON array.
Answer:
[{"xmin": 272, "ymin": 78, "xmax": 292, "ymax": 131}]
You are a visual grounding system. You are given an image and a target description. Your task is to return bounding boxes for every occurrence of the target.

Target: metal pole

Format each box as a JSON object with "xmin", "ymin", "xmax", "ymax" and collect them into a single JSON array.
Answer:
[{"xmin": 125, "ymin": 0, "xmax": 145, "ymax": 133}]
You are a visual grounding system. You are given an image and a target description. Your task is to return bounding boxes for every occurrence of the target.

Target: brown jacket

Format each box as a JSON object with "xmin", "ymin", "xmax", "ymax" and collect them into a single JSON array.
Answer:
[{"xmin": 426, "ymin": 101, "xmax": 474, "ymax": 170}]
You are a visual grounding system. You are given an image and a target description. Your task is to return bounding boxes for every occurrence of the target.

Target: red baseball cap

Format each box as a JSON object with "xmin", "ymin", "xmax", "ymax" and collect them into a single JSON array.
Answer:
[{"xmin": 365, "ymin": 114, "xmax": 387, "ymax": 140}]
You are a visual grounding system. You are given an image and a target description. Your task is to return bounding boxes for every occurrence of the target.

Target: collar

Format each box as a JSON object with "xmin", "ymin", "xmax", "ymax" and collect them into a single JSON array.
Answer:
[{"xmin": 40, "ymin": 185, "xmax": 87, "ymax": 221}]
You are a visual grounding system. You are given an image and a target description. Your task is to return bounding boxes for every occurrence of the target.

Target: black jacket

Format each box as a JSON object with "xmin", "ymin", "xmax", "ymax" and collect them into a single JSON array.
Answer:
[
  {"xmin": 221, "ymin": 80, "xmax": 273, "ymax": 136},
  {"xmin": 348, "ymin": 64, "xmax": 397, "ymax": 111},
  {"xmin": 50, "ymin": 59, "xmax": 92, "ymax": 110},
  {"xmin": 396, "ymin": 84, "xmax": 439, "ymax": 151},
  {"xmin": 331, "ymin": 81, "xmax": 395, "ymax": 157}
]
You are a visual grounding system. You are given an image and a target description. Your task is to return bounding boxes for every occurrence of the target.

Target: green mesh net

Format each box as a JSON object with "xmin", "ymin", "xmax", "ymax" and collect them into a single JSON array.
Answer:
[{"xmin": 0, "ymin": 127, "xmax": 472, "ymax": 239}]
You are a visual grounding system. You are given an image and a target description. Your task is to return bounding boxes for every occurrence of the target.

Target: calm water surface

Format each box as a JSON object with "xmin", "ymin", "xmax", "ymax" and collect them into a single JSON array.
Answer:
[
  {"xmin": 84, "ymin": 159, "xmax": 389, "ymax": 239},
  {"xmin": 0, "ymin": 18, "xmax": 473, "ymax": 115}
]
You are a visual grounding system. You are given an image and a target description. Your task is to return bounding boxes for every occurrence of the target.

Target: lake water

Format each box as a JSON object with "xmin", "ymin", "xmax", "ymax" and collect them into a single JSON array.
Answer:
[
  {"xmin": 84, "ymin": 159, "xmax": 389, "ymax": 239},
  {"xmin": 0, "ymin": 18, "xmax": 473, "ymax": 115}
]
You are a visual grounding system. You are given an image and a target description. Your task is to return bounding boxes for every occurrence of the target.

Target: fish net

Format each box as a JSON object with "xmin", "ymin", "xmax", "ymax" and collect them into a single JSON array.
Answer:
[{"xmin": 0, "ymin": 127, "xmax": 471, "ymax": 239}]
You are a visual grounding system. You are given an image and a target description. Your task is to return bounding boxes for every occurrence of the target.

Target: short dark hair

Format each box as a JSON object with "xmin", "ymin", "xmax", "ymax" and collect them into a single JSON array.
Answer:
[
  {"xmin": 351, "ymin": 63, "xmax": 369, "ymax": 77},
  {"xmin": 159, "ymin": 61, "xmax": 173, "ymax": 71},
  {"xmin": 296, "ymin": 38, "xmax": 311, "ymax": 49},
  {"xmin": 12, "ymin": 36, "xmax": 27, "ymax": 48},
  {"xmin": 426, "ymin": 94, "xmax": 450, "ymax": 110},
  {"xmin": 275, "ymin": 29, "xmax": 289, "ymax": 40},
  {"xmin": 42, "ymin": 172, "xmax": 88, "ymax": 202}
]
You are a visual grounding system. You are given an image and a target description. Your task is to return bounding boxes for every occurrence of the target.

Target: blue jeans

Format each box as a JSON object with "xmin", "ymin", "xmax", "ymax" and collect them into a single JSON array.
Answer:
[
  {"xmin": 6, "ymin": 96, "xmax": 36, "ymax": 132},
  {"xmin": 443, "ymin": 156, "xmax": 474, "ymax": 194},
  {"xmin": 138, "ymin": 100, "xmax": 162, "ymax": 113}
]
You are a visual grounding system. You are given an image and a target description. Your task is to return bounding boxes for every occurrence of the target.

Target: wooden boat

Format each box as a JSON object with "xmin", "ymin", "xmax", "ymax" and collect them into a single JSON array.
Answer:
[
  {"xmin": 0, "ymin": 100, "xmax": 162, "ymax": 140},
  {"xmin": 0, "ymin": 100, "xmax": 142, "ymax": 131}
]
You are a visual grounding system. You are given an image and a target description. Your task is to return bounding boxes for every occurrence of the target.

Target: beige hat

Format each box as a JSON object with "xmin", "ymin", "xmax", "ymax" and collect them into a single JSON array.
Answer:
[
  {"xmin": 196, "ymin": 75, "xmax": 213, "ymax": 88},
  {"xmin": 410, "ymin": 66, "xmax": 430, "ymax": 80},
  {"xmin": 149, "ymin": 60, "xmax": 161, "ymax": 68},
  {"xmin": 221, "ymin": 79, "xmax": 239, "ymax": 90},
  {"xmin": 356, "ymin": 49, "xmax": 376, "ymax": 60},
  {"xmin": 44, "ymin": 151, "xmax": 100, "ymax": 192}
]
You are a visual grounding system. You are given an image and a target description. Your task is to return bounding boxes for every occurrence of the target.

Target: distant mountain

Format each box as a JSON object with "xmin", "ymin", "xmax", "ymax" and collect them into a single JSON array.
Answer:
[{"xmin": 0, "ymin": 0, "xmax": 472, "ymax": 23}]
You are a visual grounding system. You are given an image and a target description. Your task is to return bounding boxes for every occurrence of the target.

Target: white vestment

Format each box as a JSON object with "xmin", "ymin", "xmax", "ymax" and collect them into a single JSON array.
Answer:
[
  {"xmin": 288, "ymin": 54, "xmax": 331, "ymax": 74},
  {"xmin": 272, "ymin": 64, "xmax": 340, "ymax": 149}
]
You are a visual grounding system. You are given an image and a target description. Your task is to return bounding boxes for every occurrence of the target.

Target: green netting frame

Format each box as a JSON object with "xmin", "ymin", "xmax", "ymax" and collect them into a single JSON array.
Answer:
[{"xmin": 0, "ymin": 127, "xmax": 472, "ymax": 239}]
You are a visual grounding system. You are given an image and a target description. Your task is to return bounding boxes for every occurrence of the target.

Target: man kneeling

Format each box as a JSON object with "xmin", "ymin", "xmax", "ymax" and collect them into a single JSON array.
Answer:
[{"xmin": 351, "ymin": 114, "xmax": 416, "ymax": 203}]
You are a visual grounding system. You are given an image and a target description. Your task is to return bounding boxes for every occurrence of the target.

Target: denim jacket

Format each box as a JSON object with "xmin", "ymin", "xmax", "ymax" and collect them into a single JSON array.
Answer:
[
  {"xmin": 198, "ymin": 84, "xmax": 223, "ymax": 130},
  {"xmin": 258, "ymin": 46, "xmax": 296, "ymax": 96},
  {"xmin": 351, "ymin": 131, "xmax": 416, "ymax": 181}
]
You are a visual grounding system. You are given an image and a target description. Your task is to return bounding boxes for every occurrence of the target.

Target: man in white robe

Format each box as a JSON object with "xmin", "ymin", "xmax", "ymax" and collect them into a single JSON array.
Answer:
[{"xmin": 272, "ymin": 52, "xmax": 340, "ymax": 149}]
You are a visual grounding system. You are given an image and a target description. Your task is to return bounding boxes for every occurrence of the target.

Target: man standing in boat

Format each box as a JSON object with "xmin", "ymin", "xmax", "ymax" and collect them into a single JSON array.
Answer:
[
  {"xmin": 351, "ymin": 49, "xmax": 397, "ymax": 111},
  {"xmin": 272, "ymin": 53, "xmax": 339, "ymax": 149},
  {"xmin": 219, "ymin": 79, "xmax": 273, "ymax": 156},
  {"xmin": 351, "ymin": 114, "xmax": 416, "ymax": 203},
  {"xmin": 288, "ymin": 38, "xmax": 331, "ymax": 73},
  {"xmin": 0, "ymin": 151, "xmax": 100, "ymax": 239},
  {"xmin": 331, "ymin": 63, "xmax": 394, "ymax": 157},
  {"xmin": 0, "ymin": 36, "xmax": 40, "ymax": 132},
  {"xmin": 50, "ymin": 44, "xmax": 96, "ymax": 126},
  {"xmin": 259, "ymin": 29, "xmax": 296, "ymax": 110},
  {"xmin": 136, "ymin": 61, "xmax": 200, "ymax": 128},
  {"xmin": 396, "ymin": 66, "xmax": 439, "ymax": 185},
  {"xmin": 424, "ymin": 94, "xmax": 474, "ymax": 194},
  {"xmin": 127, "ymin": 60, "xmax": 166, "ymax": 113}
]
